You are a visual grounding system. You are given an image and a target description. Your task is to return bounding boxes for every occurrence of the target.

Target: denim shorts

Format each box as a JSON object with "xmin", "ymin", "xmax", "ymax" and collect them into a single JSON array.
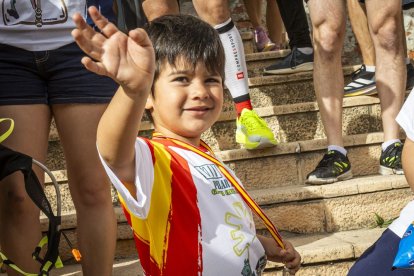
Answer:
[{"xmin": 0, "ymin": 42, "xmax": 118, "ymax": 105}]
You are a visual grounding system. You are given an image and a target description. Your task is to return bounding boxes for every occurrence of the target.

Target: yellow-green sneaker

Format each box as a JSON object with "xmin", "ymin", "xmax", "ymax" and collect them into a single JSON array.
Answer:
[{"xmin": 236, "ymin": 109, "xmax": 277, "ymax": 150}]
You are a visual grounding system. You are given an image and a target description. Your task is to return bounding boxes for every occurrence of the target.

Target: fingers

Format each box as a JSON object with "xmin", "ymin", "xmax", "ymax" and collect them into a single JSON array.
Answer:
[
  {"xmin": 71, "ymin": 12, "xmax": 105, "ymax": 61},
  {"xmin": 281, "ymin": 241, "xmax": 301, "ymax": 275},
  {"xmin": 81, "ymin": 57, "xmax": 111, "ymax": 78},
  {"xmin": 88, "ymin": 6, "xmax": 119, "ymax": 38},
  {"xmin": 129, "ymin": 28, "xmax": 153, "ymax": 48}
]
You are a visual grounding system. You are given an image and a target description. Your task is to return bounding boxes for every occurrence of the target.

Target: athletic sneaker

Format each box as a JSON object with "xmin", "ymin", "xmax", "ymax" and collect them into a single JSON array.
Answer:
[
  {"xmin": 254, "ymin": 27, "xmax": 276, "ymax": 52},
  {"xmin": 306, "ymin": 150, "xmax": 353, "ymax": 185},
  {"xmin": 406, "ymin": 63, "xmax": 414, "ymax": 91},
  {"xmin": 344, "ymin": 65, "xmax": 376, "ymax": 97},
  {"xmin": 236, "ymin": 109, "xmax": 277, "ymax": 150},
  {"xmin": 379, "ymin": 142, "xmax": 404, "ymax": 175},
  {"xmin": 263, "ymin": 47, "xmax": 314, "ymax": 75}
]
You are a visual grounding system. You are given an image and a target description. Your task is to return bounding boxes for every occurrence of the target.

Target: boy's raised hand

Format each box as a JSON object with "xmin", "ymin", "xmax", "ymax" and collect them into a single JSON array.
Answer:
[{"xmin": 71, "ymin": 6, "xmax": 155, "ymax": 92}]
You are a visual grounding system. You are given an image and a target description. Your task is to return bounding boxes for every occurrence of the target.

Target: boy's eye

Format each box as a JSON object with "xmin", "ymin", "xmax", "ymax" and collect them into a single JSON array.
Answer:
[
  {"xmin": 206, "ymin": 77, "xmax": 221, "ymax": 83},
  {"xmin": 172, "ymin": 76, "xmax": 189, "ymax": 83}
]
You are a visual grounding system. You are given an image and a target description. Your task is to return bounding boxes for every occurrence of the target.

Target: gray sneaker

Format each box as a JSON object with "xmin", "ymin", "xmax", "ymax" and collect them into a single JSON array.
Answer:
[{"xmin": 264, "ymin": 47, "xmax": 313, "ymax": 75}]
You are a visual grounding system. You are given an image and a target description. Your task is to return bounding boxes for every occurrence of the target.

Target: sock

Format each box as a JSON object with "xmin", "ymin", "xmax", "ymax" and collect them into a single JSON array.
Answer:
[
  {"xmin": 365, "ymin": 65, "xmax": 376, "ymax": 72},
  {"xmin": 215, "ymin": 19, "xmax": 250, "ymax": 102},
  {"xmin": 382, "ymin": 139, "xmax": 401, "ymax": 151},
  {"xmin": 234, "ymin": 94, "xmax": 253, "ymax": 116},
  {"xmin": 297, "ymin": 47, "xmax": 313, "ymax": 55},
  {"xmin": 328, "ymin": 145, "xmax": 347, "ymax": 156}
]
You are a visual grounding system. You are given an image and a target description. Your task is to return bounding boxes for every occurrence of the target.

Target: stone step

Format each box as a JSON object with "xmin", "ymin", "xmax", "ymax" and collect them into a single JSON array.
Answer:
[
  {"xmin": 200, "ymin": 95, "xmax": 382, "ymax": 151},
  {"xmin": 30, "ymin": 217, "xmax": 386, "ymax": 276},
  {"xmin": 241, "ymin": 30, "xmax": 255, "ymax": 55},
  {"xmin": 252, "ymin": 174, "xmax": 411, "ymax": 233},
  {"xmin": 264, "ymin": 227, "xmax": 386, "ymax": 275},
  {"xmin": 44, "ymin": 167, "xmax": 411, "ymax": 233},
  {"xmin": 46, "ymin": 95, "xmax": 384, "ymax": 171},
  {"xmin": 47, "ymin": 130, "xmax": 406, "ymax": 196},
  {"xmin": 216, "ymin": 132, "xmax": 404, "ymax": 189},
  {"xmin": 245, "ymin": 49, "xmax": 291, "ymax": 77},
  {"xmin": 44, "ymin": 131, "xmax": 406, "ymax": 214}
]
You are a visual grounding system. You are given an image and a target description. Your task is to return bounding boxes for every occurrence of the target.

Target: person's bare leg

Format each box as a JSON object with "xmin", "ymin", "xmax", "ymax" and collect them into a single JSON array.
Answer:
[
  {"xmin": 192, "ymin": 0, "xmax": 230, "ymax": 26},
  {"xmin": 308, "ymin": 0, "xmax": 346, "ymax": 147},
  {"xmin": 366, "ymin": 0, "xmax": 405, "ymax": 142},
  {"xmin": 403, "ymin": 138, "xmax": 414, "ymax": 190},
  {"xmin": 266, "ymin": 0, "xmax": 284, "ymax": 46},
  {"xmin": 347, "ymin": 0, "xmax": 375, "ymax": 66},
  {"xmin": 52, "ymin": 104, "xmax": 116, "ymax": 276},
  {"xmin": 0, "ymin": 105, "xmax": 51, "ymax": 276},
  {"xmin": 243, "ymin": 0, "xmax": 261, "ymax": 28},
  {"xmin": 142, "ymin": 0, "xmax": 179, "ymax": 21}
]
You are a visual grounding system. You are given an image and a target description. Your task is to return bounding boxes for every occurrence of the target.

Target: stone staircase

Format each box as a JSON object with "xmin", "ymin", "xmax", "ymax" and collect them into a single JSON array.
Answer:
[{"xmin": 4, "ymin": 32, "xmax": 412, "ymax": 276}]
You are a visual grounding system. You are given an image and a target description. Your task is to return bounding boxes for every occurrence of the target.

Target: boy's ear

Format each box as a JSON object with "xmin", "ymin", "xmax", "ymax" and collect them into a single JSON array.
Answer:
[{"xmin": 145, "ymin": 94, "xmax": 154, "ymax": 110}]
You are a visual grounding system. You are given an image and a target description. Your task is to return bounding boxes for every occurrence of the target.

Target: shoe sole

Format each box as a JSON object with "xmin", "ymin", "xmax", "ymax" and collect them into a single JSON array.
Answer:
[
  {"xmin": 344, "ymin": 85, "xmax": 377, "ymax": 97},
  {"xmin": 264, "ymin": 62, "xmax": 314, "ymax": 75},
  {"xmin": 379, "ymin": 165, "xmax": 404, "ymax": 175},
  {"xmin": 259, "ymin": 44, "xmax": 277, "ymax": 52},
  {"xmin": 236, "ymin": 135, "xmax": 278, "ymax": 150},
  {"xmin": 306, "ymin": 170, "xmax": 353, "ymax": 185}
]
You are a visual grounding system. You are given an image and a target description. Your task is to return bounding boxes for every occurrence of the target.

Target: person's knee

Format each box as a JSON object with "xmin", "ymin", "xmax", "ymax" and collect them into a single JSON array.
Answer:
[
  {"xmin": 371, "ymin": 14, "xmax": 402, "ymax": 52},
  {"xmin": 193, "ymin": 0, "xmax": 230, "ymax": 24},
  {"xmin": 313, "ymin": 22, "xmax": 344, "ymax": 59},
  {"xmin": 1, "ymin": 177, "xmax": 37, "ymax": 217},
  {"xmin": 70, "ymin": 174, "xmax": 113, "ymax": 209},
  {"xmin": 142, "ymin": 0, "xmax": 179, "ymax": 21}
]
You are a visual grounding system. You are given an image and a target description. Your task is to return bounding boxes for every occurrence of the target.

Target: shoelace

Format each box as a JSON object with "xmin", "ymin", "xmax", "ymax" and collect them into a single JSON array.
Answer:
[
  {"xmin": 317, "ymin": 151, "xmax": 338, "ymax": 168},
  {"xmin": 240, "ymin": 112, "xmax": 268, "ymax": 132}
]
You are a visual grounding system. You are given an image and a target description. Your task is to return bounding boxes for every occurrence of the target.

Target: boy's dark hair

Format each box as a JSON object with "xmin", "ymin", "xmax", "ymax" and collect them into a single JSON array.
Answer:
[{"xmin": 144, "ymin": 14, "xmax": 226, "ymax": 86}]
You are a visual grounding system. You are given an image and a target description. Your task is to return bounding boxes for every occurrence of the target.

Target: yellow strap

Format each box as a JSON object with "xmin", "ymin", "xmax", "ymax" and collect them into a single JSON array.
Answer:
[
  {"xmin": 0, "ymin": 118, "xmax": 14, "ymax": 144},
  {"xmin": 38, "ymin": 235, "xmax": 48, "ymax": 247},
  {"xmin": 152, "ymin": 133, "xmax": 285, "ymax": 249},
  {"xmin": 0, "ymin": 235, "xmax": 63, "ymax": 276},
  {"xmin": 54, "ymin": 256, "xmax": 63, "ymax": 269}
]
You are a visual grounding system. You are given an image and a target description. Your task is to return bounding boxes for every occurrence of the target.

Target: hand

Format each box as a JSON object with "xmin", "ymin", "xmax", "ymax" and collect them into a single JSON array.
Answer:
[
  {"xmin": 71, "ymin": 6, "xmax": 155, "ymax": 93},
  {"xmin": 259, "ymin": 236, "xmax": 301, "ymax": 275}
]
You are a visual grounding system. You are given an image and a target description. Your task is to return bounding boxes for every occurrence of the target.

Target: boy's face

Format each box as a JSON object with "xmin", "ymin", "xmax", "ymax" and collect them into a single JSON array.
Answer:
[{"xmin": 146, "ymin": 58, "xmax": 224, "ymax": 142}]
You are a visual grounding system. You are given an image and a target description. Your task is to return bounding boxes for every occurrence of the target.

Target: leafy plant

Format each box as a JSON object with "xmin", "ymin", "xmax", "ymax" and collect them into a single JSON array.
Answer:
[{"xmin": 373, "ymin": 213, "xmax": 398, "ymax": 228}]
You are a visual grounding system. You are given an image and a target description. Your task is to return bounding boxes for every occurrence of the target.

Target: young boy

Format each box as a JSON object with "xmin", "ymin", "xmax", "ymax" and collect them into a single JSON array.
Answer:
[{"xmin": 72, "ymin": 7, "xmax": 301, "ymax": 275}]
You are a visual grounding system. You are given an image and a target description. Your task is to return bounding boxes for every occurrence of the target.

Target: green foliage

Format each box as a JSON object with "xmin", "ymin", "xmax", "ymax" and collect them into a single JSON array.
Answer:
[{"xmin": 373, "ymin": 213, "xmax": 398, "ymax": 228}]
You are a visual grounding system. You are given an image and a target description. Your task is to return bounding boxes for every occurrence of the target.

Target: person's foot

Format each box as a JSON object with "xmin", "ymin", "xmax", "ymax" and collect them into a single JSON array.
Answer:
[
  {"xmin": 236, "ymin": 109, "xmax": 277, "ymax": 150},
  {"xmin": 254, "ymin": 27, "xmax": 276, "ymax": 52},
  {"xmin": 263, "ymin": 47, "xmax": 314, "ymax": 75},
  {"xmin": 406, "ymin": 63, "xmax": 414, "ymax": 91},
  {"xmin": 306, "ymin": 150, "xmax": 353, "ymax": 184},
  {"xmin": 379, "ymin": 142, "xmax": 404, "ymax": 175},
  {"xmin": 344, "ymin": 65, "xmax": 376, "ymax": 97}
]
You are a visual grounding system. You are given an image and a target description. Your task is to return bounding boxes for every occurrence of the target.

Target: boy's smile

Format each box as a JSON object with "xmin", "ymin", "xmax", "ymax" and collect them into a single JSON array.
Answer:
[{"xmin": 146, "ymin": 59, "xmax": 224, "ymax": 146}]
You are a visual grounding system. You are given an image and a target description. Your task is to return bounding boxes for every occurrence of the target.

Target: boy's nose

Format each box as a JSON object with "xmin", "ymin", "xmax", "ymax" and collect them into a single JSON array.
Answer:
[{"xmin": 191, "ymin": 84, "xmax": 210, "ymax": 99}]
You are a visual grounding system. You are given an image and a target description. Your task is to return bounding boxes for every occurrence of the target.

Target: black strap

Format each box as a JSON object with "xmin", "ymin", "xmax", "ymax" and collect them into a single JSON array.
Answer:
[{"xmin": 0, "ymin": 145, "xmax": 62, "ymax": 275}]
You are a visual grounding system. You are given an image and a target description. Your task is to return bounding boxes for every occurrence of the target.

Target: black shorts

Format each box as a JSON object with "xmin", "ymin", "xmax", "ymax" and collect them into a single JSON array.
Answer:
[{"xmin": 0, "ymin": 42, "xmax": 118, "ymax": 105}]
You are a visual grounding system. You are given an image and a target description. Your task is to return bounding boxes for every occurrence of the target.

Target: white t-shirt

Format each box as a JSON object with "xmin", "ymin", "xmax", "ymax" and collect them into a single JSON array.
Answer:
[
  {"xmin": 0, "ymin": 0, "xmax": 116, "ymax": 51},
  {"xmin": 0, "ymin": 0, "xmax": 87, "ymax": 51},
  {"xmin": 100, "ymin": 137, "xmax": 267, "ymax": 275},
  {"xmin": 389, "ymin": 90, "xmax": 414, "ymax": 237}
]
